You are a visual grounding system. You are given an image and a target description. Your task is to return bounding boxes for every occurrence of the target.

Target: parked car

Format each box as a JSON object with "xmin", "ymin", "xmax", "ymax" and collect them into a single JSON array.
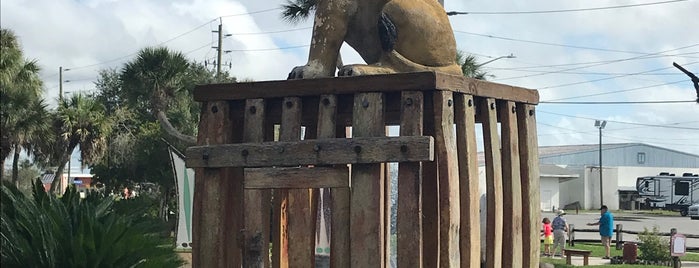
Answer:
[{"xmin": 688, "ymin": 203, "xmax": 699, "ymax": 220}]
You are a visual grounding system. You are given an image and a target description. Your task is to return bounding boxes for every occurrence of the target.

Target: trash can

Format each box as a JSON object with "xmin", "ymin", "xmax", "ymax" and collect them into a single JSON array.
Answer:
[{"xmin": 623, "ymin": 242, "xmax": 638, "ymax": 264}]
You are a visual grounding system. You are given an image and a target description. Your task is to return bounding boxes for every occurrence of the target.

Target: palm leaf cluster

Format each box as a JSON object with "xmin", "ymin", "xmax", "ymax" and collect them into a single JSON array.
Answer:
[
  {"xmin": 1, "ymin": 181, "xmax": 183, "ymax": 267},
  {"xmin": 281, "ymin": 0, "xmax": 317, "ymax": 23}
]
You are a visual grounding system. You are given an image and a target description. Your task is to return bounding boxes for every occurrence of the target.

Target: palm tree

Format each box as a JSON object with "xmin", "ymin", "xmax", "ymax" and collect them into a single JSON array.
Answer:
[
  {"xmin": 120, "ymin": 47, "xmax": 196, "ymax": 145},
  {"xmin": 10, "ymin": 99, "xmax": 51, "ymax": 186},
  {"xmin": 1, "ymin": 29, "xmax": 45, "ymax": 182},
  {"xmin": 455, "ymin": 50, "xmax": 491, "ymax": 80},
  {"xmin": 49, "ymin": 94, "xmax": 112, "ymax": 192}
]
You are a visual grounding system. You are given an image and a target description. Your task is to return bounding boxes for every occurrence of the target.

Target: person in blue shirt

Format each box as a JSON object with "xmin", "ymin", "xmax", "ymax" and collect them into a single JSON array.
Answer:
[{"xmin": 587, "ymin": 205, "xmax": 614, "ymax": 259}]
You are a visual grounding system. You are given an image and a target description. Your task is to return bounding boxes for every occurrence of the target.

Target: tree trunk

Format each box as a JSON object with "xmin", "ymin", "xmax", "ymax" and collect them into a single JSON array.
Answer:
[
  {"xmin": 155, "ymin": 110, "xmax": 196, "ymax": 145},
  {"xmin": 11, "ymin": 144, "xmax": 20, "ymax": 187},
  {"xmin": 0, "ymin": 157, "xmax": 6, "ymax": 182},
  {"xmin": 50, "ymin": 150, "xmax": 73, "ymax": 193}
]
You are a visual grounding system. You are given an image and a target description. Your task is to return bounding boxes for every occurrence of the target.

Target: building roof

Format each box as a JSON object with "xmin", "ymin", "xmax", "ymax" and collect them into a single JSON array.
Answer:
[
  {"xmin": 540, "ymin": 164, "xmax": 579, "ymax": 178},
  {"xmin": 539, "ymin": 143, "xmax": 699, "ymax": 158}
]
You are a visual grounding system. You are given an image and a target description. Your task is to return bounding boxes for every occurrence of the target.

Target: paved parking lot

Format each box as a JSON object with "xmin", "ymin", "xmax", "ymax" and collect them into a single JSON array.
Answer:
[{"xmin": 542, "ymin": 211, "xmax": 699, "ymax": 247}]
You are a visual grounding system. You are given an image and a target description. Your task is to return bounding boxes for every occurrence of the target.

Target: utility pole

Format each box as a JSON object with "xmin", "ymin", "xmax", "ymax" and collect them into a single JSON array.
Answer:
[
  {"xmin": 595, "ymin": 120, "xmax": 607, "ymax": 207},
  {"xmin": 215, "ymin": 22, "xmax": 223, "ymax": 76},
  {"xmin": 59, "ymin": 66, "xmax": 63, "ymax": 101}
]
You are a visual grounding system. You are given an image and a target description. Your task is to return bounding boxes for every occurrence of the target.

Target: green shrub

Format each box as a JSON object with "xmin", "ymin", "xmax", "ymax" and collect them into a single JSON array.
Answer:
[
  {"xmin": 637, "ymin": 226, "xmax": 670, "ymax": 262},
  {"xmin": 1, "ymin": 180, "xmax": 183, "ymax": 267}
]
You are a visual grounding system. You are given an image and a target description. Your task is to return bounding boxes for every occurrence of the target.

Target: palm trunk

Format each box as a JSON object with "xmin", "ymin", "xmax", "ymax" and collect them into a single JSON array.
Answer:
[
  {"xmin": 50, "ymin": 150, "xmax": 72, "ymax": 193},
  {"xmin": 0, "ymin": 157, "xmax": 6, "ymax": 182},
  {"xmin": 11, "ymin": 144, "xmax": 20, "ymax": 187},
  {"xmin": 155, "ymin": 110, "xmax": 196, "ymax": 145}
]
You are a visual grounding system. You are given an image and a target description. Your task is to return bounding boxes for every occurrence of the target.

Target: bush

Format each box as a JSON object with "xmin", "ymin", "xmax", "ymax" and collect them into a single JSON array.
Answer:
[
  {"xmin": 637, "ymin": 226, "xmax": 670, "ymax": 262},
  {"xmin": 1, "ymin": 180, "xmax": 183, "ymax": 267}
]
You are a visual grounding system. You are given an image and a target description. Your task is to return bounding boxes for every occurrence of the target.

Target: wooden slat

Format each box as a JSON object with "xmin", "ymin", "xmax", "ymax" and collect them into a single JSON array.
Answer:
[
  {"xmin": 278, "ymin": 97, "xmax": 316, "ymax": 267},
  {"xmin": 479, "ymin": 97, "xmax": 503, "ymax": 268},
  {"xmin": 192, "ymin": 101, "xmax": 244, "ymax": 267},
  {"xmin": 434, "ymin": 91, "xmax": 461, "ymax": 268},
  {"xmin": 350, "ymin": 92, "xmax": 386, "ymax": 268},
  {"xmin": 517, "ymin": 104, "xmax": 541, "ymax": 268},
  {"xmin": 244, "ymin": 166, "xmax": 349, "ymax": 188},
  {"xmin": 454, "ymin": 93, "xmax": 480, "ymax": 268},
  {"xmin": 185, "ymin": 136, "xmax": 434, "ymax": 168},
  {"xmin": 422, "ymin": 92, "xmax": 439, "ymax": 268},
  {"xmin": 194, "ymin": 72, "xmax": 539, "ymax": 104},
  {"xmin": 498, "ymin": 100, "xmax": 523, "ymax": 268},
  {"xmin": 242, "ymin": 99, "xmax": 271, "ymax": 268},
  {"xmin": 397, "ymin": 91, "xmax": 424, "ymax": 268},
  {"xmin": 317, "ymin": 95, "xmax": 351, "ymax": 268}
]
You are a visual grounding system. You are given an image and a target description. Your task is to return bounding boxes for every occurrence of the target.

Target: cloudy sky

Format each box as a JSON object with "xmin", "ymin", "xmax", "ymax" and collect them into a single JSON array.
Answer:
[{"xmin": 3, "ymin": 0, "xmax": 699, "ymax": 163}]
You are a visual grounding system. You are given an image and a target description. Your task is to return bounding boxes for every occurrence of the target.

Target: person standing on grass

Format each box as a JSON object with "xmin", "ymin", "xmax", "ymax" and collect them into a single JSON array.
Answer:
[
  {"xmin": 551, "ymin": 210, "xmax": 569, "ymax": 257},
  {"xmin": 542, "ymin": 217, "xmax": 553, "ymax": 256},
  {"xmin": 587, "ymin": 205, "xmax": 614, "ymax": 259}
]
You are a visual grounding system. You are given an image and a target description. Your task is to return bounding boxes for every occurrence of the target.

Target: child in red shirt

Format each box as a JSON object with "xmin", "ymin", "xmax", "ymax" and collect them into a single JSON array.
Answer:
[{"xmin": 542, "ymin": 217, "xmax": 553, "ymax": 256}]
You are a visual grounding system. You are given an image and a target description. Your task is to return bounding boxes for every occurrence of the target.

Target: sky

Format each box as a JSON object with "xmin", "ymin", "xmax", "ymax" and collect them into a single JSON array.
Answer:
[{"xmin": 2, "ymin": 0, "xmax": 699, "ymax": 167}]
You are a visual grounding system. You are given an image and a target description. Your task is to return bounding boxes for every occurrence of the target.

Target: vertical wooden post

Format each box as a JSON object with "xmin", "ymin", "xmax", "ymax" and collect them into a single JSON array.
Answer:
[
  {"xmin": 193, "ymin": 101, "xmax": 244, "ymax": 267},
  {"xmin": 422, "ymin": 92, "xmax": 440, "ymax": 268},
  {"xmin": 318, "ymin": 95, "xmax": 350, "ymax": 268},
  {"xmin": 517, "ymin": 104, "xmax": 541, "ymax": 268},
  {"xmin": 434, "ymin": 91, "xmax": 461, "ymax": 268},
  {"xmin": 455, "ymin": 93, "xmax": 480, "ymax": 268},
  {"xmin": 243, "ymin": 99, "xmax": 271, "ymax": 268},
  {"xmin": 479, "ymin": 97, "xmax": 503, "ymax": 268},
  {"xmin": 397, "ymin": 91, "xmax": 424, "ymax": 268},
  {"xmin": 351, "ymin": 92, "xmax": 386, "ymax": 268},
  {"xmin": 569, "ymin": 224, "xmax": 575, "ymax": 247},
  {"xmin": 281, "ymin": 97, "xmax": 316, "ymax": 267},
  {"xmin": 498, "ymin": 100, "xmax": 523, "ymax": 268},
  {"xmin": 616, "ymin": 224, "xmax": 623, "ymax": 250}
]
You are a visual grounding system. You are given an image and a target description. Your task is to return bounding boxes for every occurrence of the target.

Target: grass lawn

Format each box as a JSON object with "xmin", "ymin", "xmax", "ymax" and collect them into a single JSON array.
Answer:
[{"xmin": 541, "ymin": 242, "xmax": 699, "ymax": 267}]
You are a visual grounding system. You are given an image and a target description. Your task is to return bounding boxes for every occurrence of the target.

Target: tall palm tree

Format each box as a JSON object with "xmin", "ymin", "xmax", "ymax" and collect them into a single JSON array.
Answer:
[
  {"xmin": 49, "ymin": 94, "xmax": 111, "ymax": 192},
  {"xmin": 1, "ymin": 29, "xmax": 45, "ymax": 181},
  {"xmin": 10, "ymin": 99, "xmax": 51, "ymax": 186},
  {"xmin": 120, "ymin": 47, "xmax": 196, "ymax": 145}
]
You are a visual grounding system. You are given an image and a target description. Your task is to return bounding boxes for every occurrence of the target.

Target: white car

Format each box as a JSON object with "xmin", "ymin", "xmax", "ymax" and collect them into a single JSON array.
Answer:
[{"xmin": 688, "ymin": 203, "xmax": 699, "ymax": 220}]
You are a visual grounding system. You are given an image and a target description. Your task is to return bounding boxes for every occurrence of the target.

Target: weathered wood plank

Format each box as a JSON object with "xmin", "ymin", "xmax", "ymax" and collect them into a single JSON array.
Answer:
[
  {"xmin": 317, "ymin": 95, "xmax": 351, "ymax": 268},
  {"xmin": 397, "ymin": 91, "xmax": 424, "ymax": 268},
  {"xmin": 434, "ymin": 91, "xmax": 461, "ymax": 268},
  {"xmin": 279, "ymin": 97, "xmax": 316, "ymax": 268},
  {"xmin": 194, "ymin": 72, "xmax": 539, "ymax": 104},
  {"xmin": 244, "ymin": 166, "xmax": 349, "ymax": 188},
  {"xmin": 498, "ymin": 100, "xmax": 523, "ymax": 268},
  {"xmin": 350, "ymin": 92, "xmax": 386, "ymax": 268},
  {"xmin": 185, "ymin": 136, "xmax": 434, "ymax": 168},
  {"xmin": 242, "ymin": 99, "xmax": 271, "ymax": 268},
  {"xmin": 421, "ymin": 92, "xmax": 439, "ymax": 268},
  {"xmin": 454, "ymin": 93, "xmax": 480, "ymax": 268},
  {"xmin": 479, "ymin": 97, "xmax": 504, "ymax": 268},
  {"xmin": 192, "ymin": 101, "xmax": 244, "ymax": 268},
  {"xmin": 517, "ymin": 104, "xmax": 541, "ymax": 268}
]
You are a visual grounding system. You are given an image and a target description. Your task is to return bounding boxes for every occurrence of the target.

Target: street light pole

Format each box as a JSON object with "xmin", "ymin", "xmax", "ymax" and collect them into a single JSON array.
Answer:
[
  {"xmin": 595, "ymin": 120, "xmax": 607, "ymax": 207},
  {"xmin": 476, "ymin": 53, "xmax": 516, "ymax": 67}
]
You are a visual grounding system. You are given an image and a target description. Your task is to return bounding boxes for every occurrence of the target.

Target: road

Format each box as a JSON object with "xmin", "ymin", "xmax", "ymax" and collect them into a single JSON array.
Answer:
[{"xmin": 542, "ymin": 211, "xmax": 699, "ymax": 248}]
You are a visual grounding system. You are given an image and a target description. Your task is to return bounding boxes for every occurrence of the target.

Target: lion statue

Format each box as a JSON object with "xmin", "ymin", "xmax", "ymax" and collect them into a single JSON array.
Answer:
[{"xmin": 287, "ymin": 0, "xmax": 463, "ymax": 79}]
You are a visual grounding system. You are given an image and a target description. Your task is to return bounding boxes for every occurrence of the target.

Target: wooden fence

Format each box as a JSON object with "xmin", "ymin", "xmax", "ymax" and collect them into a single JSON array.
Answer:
[
  {"xmin": 185, "ymin": 71, "xmax": 541, "ymax": 267},
  {"xmin": 568, "ymin": 224, "xmax": 699, "ymax": 252}
]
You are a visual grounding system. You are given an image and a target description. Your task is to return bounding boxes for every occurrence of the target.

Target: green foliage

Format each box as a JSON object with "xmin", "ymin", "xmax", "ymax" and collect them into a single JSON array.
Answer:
[
  {"xmin": 0, "ymin": 180, "xmax": 183, "ymax": 268},
  {"xmin": 281, "ymin": 0, "xmax": 317, "ymax": 23},
  {"xmin": 455, "ymin": 50, "xmax": 490, "ymax": 80},
  {"xmin": 638, "ymin": 226, "xmax": 671, "ymax": 262}
]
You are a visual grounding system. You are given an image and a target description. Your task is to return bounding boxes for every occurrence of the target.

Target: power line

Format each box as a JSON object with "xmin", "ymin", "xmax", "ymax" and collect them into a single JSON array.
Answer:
[
  {"xmin": 447, "ymin": 0, "xmax": 690, "ymax": 15},
  {"xmin": 540, "ymin": 100, "xmax": 695, "ymax": 104},
  {"xmin": 538, "ymin": 62, "xmax": 699, "ymax": 89},
  {"xmin": 485, "ymin": 52, "xmax": 699, "ymax": 71},
  {"xmin": 494, "ymin": 43, "xmax": 699, "ymax": 81},
  {"xmin": 226, "ymin": 45, "xmax": 309, "ymax": 52},
  {"xmin": 220, "ymin": 7, "xmax": 281, "ymax": 18},
  {"xmin": 537, "ymin": 121, "xmax": 699, "ymax": 145},
  {"xmin": 542, "ymin": 80, "xmax": 687, "ymax": 101},
  {"xmin": 227, "ymin": 27, "xmax": 312, "ymax": 35},
  {"xmin": 538, "ymin": 110, "xmax": 699, "ymax": 130}
]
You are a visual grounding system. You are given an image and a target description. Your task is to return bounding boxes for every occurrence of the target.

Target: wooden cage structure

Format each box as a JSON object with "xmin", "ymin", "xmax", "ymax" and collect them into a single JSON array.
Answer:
[{"xmin": 185, "ymin": 72, "xmax": 541, "ymax": 267}]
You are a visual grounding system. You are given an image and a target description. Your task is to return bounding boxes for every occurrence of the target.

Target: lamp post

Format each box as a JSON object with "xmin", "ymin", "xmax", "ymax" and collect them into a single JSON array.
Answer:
[
  {"xmin": 595, "ymin": 120, "xmax": 607, "ymax": 207},
  {"xmin": 476, "ymin": 53, "xmax": 516, "ymax": 67}
]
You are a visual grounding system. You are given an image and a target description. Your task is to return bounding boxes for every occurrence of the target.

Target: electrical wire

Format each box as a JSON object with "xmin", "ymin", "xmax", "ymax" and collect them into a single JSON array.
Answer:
[
  {"xmin": 541, "ymin": 100, "xmax": 695, "ymax": 104},
  {"xmin": 446, "ymin": 0, "xmax": 690, "ymax": 15},
  {"xmin": 537, "ymin": 122, "xmax": 699, "ymax": 146},
  {"xmin": 538, "ymin": 110, "xmax": 699, "ymax": 130},
  {"xmin": 538, "ymin": 62, "xmax": 699, "ymax": 89},
  {"xmin": 542, "ymin": 80, "xmax": 688, "ymax": 101}
]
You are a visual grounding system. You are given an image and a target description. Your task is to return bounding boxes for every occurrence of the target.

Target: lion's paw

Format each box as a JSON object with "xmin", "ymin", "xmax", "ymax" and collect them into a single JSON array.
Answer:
[
  {"xmin": 338, "ymin": 64, "xmax": 395, "ymax": 77},
  {"xmin": 287, "ymin": 64, "xmax": 333, "ymax": 80}
]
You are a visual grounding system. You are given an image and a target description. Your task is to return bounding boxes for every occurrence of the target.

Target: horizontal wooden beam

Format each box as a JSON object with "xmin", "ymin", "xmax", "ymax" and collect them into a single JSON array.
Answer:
[
  {"xmin": 244, "ymin": 166, "xmax": 349, "ymax": 189},
  {"xmin": 194, "ymin": 72, "xmax": 539, "ymax": 104},
  {"xmin": 186, "ymin": 136, "xmax": 434, "ymax": 168}
]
